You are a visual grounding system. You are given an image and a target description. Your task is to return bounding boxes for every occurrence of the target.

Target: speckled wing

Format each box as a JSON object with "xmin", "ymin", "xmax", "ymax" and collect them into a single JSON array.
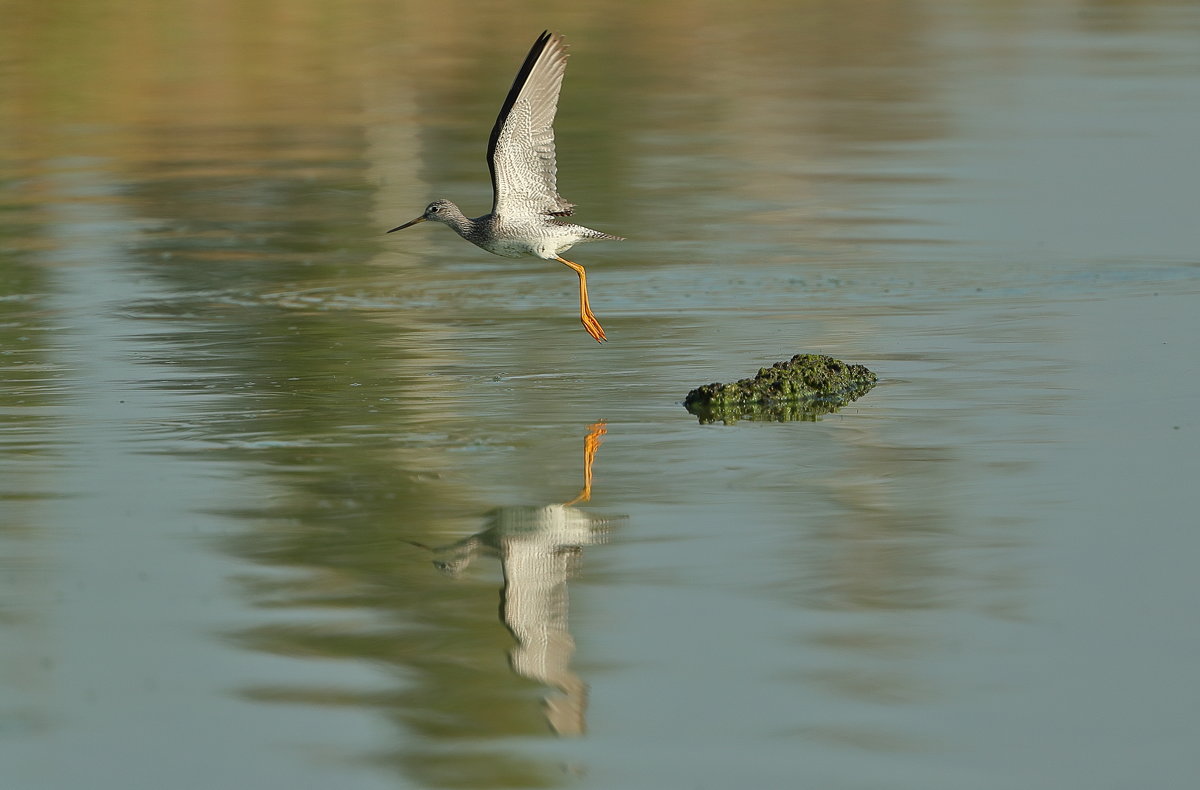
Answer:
[{"xmin": 488, "ymin": 31, "xmax": 575, "ymax": 219}]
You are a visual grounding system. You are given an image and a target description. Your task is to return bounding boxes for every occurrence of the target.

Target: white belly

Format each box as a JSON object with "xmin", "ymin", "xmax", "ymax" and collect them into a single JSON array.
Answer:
[
  {"xmin": 478, "ymin": 237, "xmax": 539, "ymax": 258},
  {"xmin": 468, "ymin": 215, "xmax": 591, "ymax": 260}
]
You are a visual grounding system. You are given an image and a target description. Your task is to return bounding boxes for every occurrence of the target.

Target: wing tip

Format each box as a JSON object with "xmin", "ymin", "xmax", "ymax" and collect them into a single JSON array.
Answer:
[{"xmin": 537, "ymin": 29, "xmax": 568, "ymax": 59}]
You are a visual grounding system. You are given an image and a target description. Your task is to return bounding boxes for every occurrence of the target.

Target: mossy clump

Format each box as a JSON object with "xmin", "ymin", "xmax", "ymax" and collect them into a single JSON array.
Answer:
[{"xmin": 684, "ymin": 354, "xmax": 877, "ymax": 424}]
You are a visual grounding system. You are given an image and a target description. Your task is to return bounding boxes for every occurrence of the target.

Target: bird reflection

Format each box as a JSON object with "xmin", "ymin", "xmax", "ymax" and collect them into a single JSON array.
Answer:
[{"xmin": 430, "ymin": 422, "xmax": 619, "ymax": 736}]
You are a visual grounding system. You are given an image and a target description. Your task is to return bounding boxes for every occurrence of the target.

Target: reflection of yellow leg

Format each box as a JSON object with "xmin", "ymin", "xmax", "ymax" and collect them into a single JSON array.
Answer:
[
  {"xmin": 565, "ymin": 422, "xmax": 607, "ymax": 505},
  {"xmin": 555, "ymin": 256, "xmax": 607, "ymax": 343}
]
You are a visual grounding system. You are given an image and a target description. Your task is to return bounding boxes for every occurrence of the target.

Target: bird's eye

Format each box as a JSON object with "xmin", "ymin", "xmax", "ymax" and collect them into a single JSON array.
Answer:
[{"xmin": 428, "ymin": 205, "xmax": 439, "ymax": 213}]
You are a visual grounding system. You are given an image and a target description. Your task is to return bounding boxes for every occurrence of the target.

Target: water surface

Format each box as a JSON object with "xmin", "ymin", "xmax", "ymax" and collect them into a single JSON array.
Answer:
[{"xmin": 2, "ymin": 2, "xmax": 1199, "ymax": 788}]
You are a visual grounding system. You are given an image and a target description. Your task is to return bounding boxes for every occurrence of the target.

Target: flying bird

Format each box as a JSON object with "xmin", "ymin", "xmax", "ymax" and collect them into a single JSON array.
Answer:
[{"xmin": 388, "ymin": 31, "xmax": 622, "ymax": 343}]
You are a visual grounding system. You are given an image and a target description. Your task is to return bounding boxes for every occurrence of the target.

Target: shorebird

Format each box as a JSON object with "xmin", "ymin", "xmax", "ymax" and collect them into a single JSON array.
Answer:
[{"xmin": 387, "ymin": 30, "xmax": 623, "ymax": 343}]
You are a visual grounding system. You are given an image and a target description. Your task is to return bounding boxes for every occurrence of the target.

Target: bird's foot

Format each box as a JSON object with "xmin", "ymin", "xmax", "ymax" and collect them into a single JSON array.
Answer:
[{"xmin": 582, "ymin": 310, "xmax": 607, "ymax": 343}]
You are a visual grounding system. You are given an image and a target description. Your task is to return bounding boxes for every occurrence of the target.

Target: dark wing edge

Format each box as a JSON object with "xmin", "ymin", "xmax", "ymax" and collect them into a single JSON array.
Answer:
[
  {"xmin": 486, "ymin": 30, "xmax": 575, "ymax": 216},
  {"xmin": 487, "ymin": 30, "xmax": 553, "ymax": 190}
]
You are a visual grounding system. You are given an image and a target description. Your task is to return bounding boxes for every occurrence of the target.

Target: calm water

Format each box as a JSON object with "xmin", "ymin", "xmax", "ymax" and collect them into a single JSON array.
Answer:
[{"xmin": 3, "ymin": 2, "xmax": 1199, "ymax": 788}]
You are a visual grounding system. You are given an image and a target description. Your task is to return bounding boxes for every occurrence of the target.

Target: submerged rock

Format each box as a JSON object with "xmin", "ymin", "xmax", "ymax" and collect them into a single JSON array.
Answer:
[{"xmin": 684, "ymin": 353, "xmax": 877, "ymax": 424}]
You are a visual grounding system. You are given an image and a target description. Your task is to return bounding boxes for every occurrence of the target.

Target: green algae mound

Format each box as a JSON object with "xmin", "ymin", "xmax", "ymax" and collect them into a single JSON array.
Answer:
[{"xmin": 684, "ymin": 354, "xmax": 877, "ymax": 424}]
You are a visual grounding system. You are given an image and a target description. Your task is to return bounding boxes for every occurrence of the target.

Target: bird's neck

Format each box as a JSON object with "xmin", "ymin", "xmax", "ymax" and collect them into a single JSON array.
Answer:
[{"xmin": 440, "ymin": 208, "xmax": 479, "ymax": 239}]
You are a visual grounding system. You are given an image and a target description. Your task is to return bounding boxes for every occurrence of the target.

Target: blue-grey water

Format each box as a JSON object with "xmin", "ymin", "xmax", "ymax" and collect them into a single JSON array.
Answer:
[{"xmin": 2, "ymin": 2, "xmax": 1199, "ymax": 788}]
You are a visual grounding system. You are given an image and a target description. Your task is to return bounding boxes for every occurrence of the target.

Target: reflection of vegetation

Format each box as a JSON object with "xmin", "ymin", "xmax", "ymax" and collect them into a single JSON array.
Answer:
[
  {"xmin": 0, "ymin": 185, "xmax": 62, "ymax": 507},
  {"xmin": 213, "ymin": 421, "xmax": 614, "ymax": 784},
  {"xmin": 216, "ymin": 443, "xmax": 570, "ymax": 781},
  {"xmin": 685, "ymin": 354, "xmax": 876, "ymax": 424},
  {"xmin": 104, "ymin": 116, "xmax": 575, "ymax": 786}
]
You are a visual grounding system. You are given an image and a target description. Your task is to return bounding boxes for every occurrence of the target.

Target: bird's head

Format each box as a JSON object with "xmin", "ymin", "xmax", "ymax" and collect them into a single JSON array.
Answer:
[{"xmin": 387, "ymin": 199, "xmax": 460, "ymax": 232}]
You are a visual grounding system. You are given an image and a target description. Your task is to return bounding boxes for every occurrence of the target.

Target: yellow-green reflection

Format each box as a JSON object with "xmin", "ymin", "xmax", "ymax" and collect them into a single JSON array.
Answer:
[{"xmin": 224, "ymin": 422, "xmax": 621, "ymax": 783}]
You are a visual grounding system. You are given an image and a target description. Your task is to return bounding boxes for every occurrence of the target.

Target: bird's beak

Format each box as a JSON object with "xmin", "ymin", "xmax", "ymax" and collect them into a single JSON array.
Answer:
[{"xmin": 387, "ymin": 216, "xmax": 426, "ymax": 233}]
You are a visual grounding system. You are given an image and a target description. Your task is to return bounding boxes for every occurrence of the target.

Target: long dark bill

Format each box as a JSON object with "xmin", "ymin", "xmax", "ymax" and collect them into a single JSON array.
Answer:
[{"xmin": 387, "ymin": 216, "xmax": 426, "ymax": 233}]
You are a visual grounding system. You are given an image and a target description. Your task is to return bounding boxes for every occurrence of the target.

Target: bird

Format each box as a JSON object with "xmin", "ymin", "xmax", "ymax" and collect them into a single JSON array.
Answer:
[{"xmin": 387, "ymin": 30, "xmax": 623, "ymax": 343}]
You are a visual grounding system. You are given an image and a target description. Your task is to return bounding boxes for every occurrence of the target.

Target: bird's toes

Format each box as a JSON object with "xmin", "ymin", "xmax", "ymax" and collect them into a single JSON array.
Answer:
[{"xmin": 583, "ymin": 319, "xmax": 606, "ymax": 343}]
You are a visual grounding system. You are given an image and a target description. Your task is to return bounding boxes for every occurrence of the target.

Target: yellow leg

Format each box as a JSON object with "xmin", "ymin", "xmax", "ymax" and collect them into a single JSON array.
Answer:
[
  {"xmin": 555, "ymin": 256, "xmax": 606, "ymax": 343},
  {"xmin": 565, "ymin": 422, "xmax": 607, "ymax": 506}
]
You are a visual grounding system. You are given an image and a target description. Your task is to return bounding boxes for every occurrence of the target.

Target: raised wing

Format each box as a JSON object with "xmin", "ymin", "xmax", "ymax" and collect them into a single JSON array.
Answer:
[{"xmin": 487, "ymin": 31, "xmax": 575, "ymax": 218}]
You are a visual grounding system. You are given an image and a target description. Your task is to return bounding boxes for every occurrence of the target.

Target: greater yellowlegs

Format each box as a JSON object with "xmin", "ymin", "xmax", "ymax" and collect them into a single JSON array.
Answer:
[{"xmin": 387, "ymin": 30, "xmax": 623, "ymax": 343}]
